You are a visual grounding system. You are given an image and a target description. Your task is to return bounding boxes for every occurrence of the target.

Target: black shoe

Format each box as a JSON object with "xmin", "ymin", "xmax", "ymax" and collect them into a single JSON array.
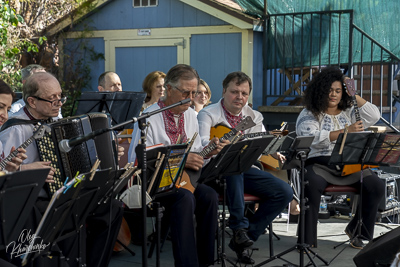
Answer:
[
  {"xmin": 345, "ymin": 226, "xmax": 364, "ymax": 249},
  {"xmin": 229, "ymin": 239, "xmax": 255, "ymax": 265},
  {"xmin": 232, "ymin": 228, "xmax": 254, "ymax": 248}
]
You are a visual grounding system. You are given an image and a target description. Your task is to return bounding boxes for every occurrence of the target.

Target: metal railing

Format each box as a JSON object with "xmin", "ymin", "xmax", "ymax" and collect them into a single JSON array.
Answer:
[{"xmin": 262, "ymin": 10, "xmax": 400, "ymax": 128}]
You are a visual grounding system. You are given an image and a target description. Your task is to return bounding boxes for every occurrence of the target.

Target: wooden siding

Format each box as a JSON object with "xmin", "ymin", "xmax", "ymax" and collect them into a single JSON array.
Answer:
[
  {"xmin": 61, "ymin": 0, "xmax": 254, "ymax": 102},
  {"xmin": 252, "ymin": 31, "xmax": 264, "ymax": 109},
  {"xmin": 190, "ymin": 33, "xmax": 241, "ymax": 104},
  {"xmin": 115, "ymin": 46, "xmax": 177, "ymax": 92},
  {"xmin": 72, "ymin": 0, "xmax": 230, "ymax": 32}
]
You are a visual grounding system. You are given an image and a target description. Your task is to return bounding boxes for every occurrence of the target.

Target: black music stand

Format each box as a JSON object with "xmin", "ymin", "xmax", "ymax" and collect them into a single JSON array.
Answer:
[
  {"xmin": 327, "ymin": 132, "xmax": 395, "ymax": 258},
  {"xmin": 21, "ymin": 176, "xmax": 83, "ymax": 266},
  {"xmin": 21, "ymin": 169, "xmax": 124, "ymax": 266},
  {"xmin": 0, "ymin": 169, "xmax": 49, "ymax": 251},
  {"xmin": 135, "ymin": 144, "xmax": 187, "ymax": 198},
  {"xmin": 72, "ymin": 91, "xmax": 146, "ymax": 129},
  {"xmin": 254, "ymin": 136, "xmax": 329, "ymax": 267},
  {"xmin": 198, "ymin": 137, "xmax": 274, "ymax": 266},
  {"xmin": 135, "ymin": 144, "xmax": 188, "ymax": 266}
]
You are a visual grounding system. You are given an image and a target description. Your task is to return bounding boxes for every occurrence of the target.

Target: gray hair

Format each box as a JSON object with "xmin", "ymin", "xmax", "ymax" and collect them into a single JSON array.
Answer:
[
  {"xmin": 23, "ymin": 72, "xmax": 57, "ymax": 105},
  {"xmin": 21, "ymin": 64, "xmax": 45, "ymax": 81},
  {"xmin": 164, "ymin": 64, "xmax": 199, "ymax": 88}
]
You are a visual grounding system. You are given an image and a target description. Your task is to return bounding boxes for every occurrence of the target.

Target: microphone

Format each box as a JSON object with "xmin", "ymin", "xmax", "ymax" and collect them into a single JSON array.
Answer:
[{"xmin": 59, "ymin": 128, "xmax": 109, "ymax": 153}]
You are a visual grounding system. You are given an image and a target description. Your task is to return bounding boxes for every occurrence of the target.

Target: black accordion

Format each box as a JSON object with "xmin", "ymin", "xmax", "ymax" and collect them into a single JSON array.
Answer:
[{"xmin": 37, "ymin": 113, "xmax": 117, "ymax": 195}]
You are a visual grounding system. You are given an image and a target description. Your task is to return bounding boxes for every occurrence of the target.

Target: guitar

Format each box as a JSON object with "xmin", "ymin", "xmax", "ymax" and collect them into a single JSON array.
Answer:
[
  {"xmin": 200, "ymin": 116, "xmax": 256, "ymax": 157},
  {"xmin": 210, "ymin": 122, "xmax": 287, "ymax": 140},
  {"xmin": 341, "ymin": 78, "xmax": 378, "ymax": 176},
  {"xmin": 0, "ymin": 123, "xmax": 51, "ymax": 170}
]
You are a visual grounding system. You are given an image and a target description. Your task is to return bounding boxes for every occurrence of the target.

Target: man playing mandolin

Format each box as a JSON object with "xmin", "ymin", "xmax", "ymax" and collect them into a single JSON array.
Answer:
[
  {"xmin": 128, "ymin": 64, "xmax": 223, "ymax": 267},
  {"xmin": 198, "ymin": 71, "xmax": 293, "ymax": 264}
]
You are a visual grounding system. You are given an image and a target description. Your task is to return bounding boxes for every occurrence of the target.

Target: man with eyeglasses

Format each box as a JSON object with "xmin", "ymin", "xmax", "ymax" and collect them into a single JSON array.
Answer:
[
  {"xmin": 128, "ymin": 64, "xmax": 222, "ymax": 267},
  {"xmin": 9, "ymin": 64, "xmax": 63, "ymax": 119},
  {"xmin": 0, "ymin": 72, "xmax": 123, "ymax": 267},
  {"xmin": 198, "ymin": 71, "xmax": 293, "ymax": 264}
]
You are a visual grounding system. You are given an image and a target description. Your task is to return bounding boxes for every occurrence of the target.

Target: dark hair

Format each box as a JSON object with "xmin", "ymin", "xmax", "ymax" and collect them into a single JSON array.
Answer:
[
  {"xmin": 303, "ymin": 66, "xmax": 352, "ymax": 118},
  {"xmin": 98, "ymin": 71, "xmax": 117, "ymax": 87},
  {"xmin": 164, "ymin": 64, "xmax": 199, "ymax": 88},
  {"xmin": 142, "ymin": 71, "xmax": 166, "ymax": 102},
  {"xmin": 222, "ymin": 71, "xmax": 252, "ymax": 93},
  {"xmin": 0, "ymin": 79, "xmax": 15, "ymax": 98}
]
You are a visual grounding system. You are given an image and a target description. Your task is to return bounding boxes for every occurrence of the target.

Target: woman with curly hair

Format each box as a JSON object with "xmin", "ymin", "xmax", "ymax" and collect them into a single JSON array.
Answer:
[{"xmin": 296, "ymin": 66, "xmax": 384, "ymax": 249}]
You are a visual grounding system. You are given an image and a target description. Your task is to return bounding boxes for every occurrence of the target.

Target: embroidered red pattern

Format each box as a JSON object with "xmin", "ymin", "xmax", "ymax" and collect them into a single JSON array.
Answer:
[
  {"xmin": 221, "ymin": 99, "xmax": 242, "ymax": 129},
  {"xmin": 158, "ymin": 100, "xmax": 187, "ymax": 144}
]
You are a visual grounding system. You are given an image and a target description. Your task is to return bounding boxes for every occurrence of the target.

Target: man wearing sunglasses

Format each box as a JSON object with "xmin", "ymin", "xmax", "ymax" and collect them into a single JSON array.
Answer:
[{"xmin": 198, "ymin": 71, "xmax": 294, "ymax": 264}]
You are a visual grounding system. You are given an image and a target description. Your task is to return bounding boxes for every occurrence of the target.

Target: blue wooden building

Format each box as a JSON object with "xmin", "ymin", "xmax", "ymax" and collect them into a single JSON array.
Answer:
[{"xmin": 46, "ymin": 0, "xmax": 264, "ymax": 108}]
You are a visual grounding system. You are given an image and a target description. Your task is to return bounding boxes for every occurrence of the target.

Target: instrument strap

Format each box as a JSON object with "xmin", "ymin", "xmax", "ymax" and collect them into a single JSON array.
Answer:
[{"xmin": 0, "ymin": 118, "xmax": 42, "ymax": 132}]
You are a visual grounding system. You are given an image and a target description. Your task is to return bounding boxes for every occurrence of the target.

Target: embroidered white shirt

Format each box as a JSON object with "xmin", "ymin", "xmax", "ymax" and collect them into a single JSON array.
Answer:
[{"xmin": 296, "ymin": 102, "xmax": 380, "ymax": 159}]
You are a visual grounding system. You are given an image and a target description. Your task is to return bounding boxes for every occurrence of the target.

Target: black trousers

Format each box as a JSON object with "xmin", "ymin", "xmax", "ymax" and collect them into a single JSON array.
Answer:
[
  {"xmin": 297, "ymin": 160, "xmax": 385, "ymax": 247},
  {"xmin": 159, "ymin": 184, "xmax": 218, "ymax": 267}
]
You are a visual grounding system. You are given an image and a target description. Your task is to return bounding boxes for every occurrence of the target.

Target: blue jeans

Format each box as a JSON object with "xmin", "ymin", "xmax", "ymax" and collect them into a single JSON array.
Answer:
[{"xmin": 225, "ymin": 167, "xmax": 293, "ymax": 241}]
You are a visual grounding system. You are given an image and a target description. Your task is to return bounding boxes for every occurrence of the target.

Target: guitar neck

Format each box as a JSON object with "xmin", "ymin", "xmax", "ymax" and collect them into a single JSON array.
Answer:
[
  {"xmin": 242, "ymin": 132, "xmax": 269, "ymax": 139},
  {"xmin": 0, "ymin": 137, "xmax": 34, "ymax": 170},
  {"xmin": 352, "ymin": 96, "xmax": 361, "ymax": 122},
  {"xmin": 199, "ymin": 129, "xmax": 238, "ymax": 157}
]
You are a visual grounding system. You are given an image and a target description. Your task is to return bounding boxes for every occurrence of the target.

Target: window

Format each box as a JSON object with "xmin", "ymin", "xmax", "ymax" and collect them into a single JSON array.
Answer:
[{"xmin": 133, "ymin": 0, "xmax": 158, "ymax": 7}]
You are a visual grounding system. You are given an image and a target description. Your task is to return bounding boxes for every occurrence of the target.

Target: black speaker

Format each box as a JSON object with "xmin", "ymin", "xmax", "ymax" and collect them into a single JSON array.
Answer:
[{"xmin": 353, "ymin": 226, "xmax": 400, "ymax": 267}]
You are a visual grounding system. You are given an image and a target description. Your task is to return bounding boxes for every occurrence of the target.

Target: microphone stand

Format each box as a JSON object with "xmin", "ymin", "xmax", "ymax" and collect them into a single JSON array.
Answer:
[
  {"xmin": 57, "ymin": 99, "xmax": 190, "ymax": 267},
  {"xmin": 120, "ymin": 98, "xmax": 191, "ymax": 267}
]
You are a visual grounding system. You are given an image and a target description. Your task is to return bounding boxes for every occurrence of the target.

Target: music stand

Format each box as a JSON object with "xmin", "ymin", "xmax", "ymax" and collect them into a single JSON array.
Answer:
[
  {"xmin": 72, "ymin": 91, "xmax": 146, "ymax": 129},
  {"xmin": 21, "ymin": 176, "xmax": 83, "ymax": 266},
  {"xmin": 135, "ymin": 144, "xmax": 188, "ymax": 199},
  {"xmin": 254, "ymin": 136, "xmax": 329, "ymax": 267},
  {"xmin": 0, "ymin": 169, "xmax": 49, "ymax": 251},
  {"xmin": 135, "ymin": 144, "xmax": 188, "ymax": 266},
  {"xmin": 327, "ymin": 132, "xmax": 395, "ymax": 258},
  {"xmin": 22, "ymin": 168, "xmax": 128, "ymax": 266},
  {"xmin": 198, "ymin": 137, "xmax": 273, "ymax": 266}
]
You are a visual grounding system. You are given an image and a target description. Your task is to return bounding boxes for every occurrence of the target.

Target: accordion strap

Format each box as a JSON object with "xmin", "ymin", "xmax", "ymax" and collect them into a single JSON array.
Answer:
[{"xmin": 0, "ymin": 118, "xmax": 42, "ymax": 132}]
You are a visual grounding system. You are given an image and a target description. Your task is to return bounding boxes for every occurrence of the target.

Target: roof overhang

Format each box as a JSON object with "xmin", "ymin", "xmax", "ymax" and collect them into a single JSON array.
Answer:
[
  {"xmin": 43, "ymin": 0, "xmax": 112, "ymax": 36},
  {"xmin": 179, "ymin": 0, "xmax": 255, "ymax": 29}
]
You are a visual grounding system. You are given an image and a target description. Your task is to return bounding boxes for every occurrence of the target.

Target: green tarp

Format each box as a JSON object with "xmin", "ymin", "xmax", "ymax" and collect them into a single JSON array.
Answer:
[{"xmin": 235, "ymin": 0, "xmax": 400, "ymax": 68}]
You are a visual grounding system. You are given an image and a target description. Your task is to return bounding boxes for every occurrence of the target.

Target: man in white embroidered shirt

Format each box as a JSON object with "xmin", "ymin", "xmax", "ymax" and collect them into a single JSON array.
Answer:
[
  {"xmin": 198, "ymin": 71, "xmax": 293, "ymax": 264},
  {"xmin": 128, "ymin": 64, "xmax": 221, "ymax": 267}
]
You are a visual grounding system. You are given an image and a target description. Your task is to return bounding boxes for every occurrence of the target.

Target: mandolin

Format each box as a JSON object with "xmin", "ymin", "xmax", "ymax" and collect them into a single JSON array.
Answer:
[
  {"xmin": 341, "ymin": 78, "xmax": 378, "ymax": 176},
  {"xmin": 0, "ymin": 123, "xmax": 50, "ymax": 170},
  {"xmin": 175, "ymin": 133, "xmax": 198, "ymax": 193},
  {"xmin": 201, "ymin": 116, "xmax": 256, "ymax": 157}
]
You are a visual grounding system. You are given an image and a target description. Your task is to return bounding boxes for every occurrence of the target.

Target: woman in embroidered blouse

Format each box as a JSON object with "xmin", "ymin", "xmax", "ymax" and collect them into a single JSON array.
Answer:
[
  {"xmin": 141, "ymin": 71, "xmax": 166, "ymax": 111},
  {"xmin": 0, "ymin": 79, "xmax": 27, "ymax": 172},
  {"xmin": 296, "ymin": 66, "xmax": 384, "ymax": 249}
]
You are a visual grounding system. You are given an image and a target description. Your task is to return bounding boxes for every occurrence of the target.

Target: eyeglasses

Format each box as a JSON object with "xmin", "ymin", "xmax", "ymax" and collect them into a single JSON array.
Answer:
[
  {"xmin": 32, "ymin": 96, "xmax": 67, "ymax": 107},
  {"xmin": 173, "ymin": 86, "xmax": 197, "ymax": 98}
]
